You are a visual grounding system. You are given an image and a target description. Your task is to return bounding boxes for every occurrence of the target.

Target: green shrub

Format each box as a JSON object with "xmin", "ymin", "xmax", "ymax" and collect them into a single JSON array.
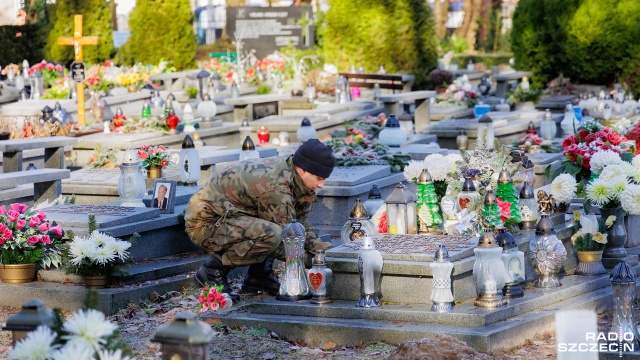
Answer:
[
  {"xmin": 0, "ymin": 25, "xmax": 45, "ymax": 65},
  {"xmin": 512, "ymin": 0, "xmax": 640, "ymax": 93},
  {"xmin": 45, "ymin": 0, "xmax": 114, "ymax": 64},
  {"xmin": 319, "ymin": 0, "xmax": 438, "ymax": 89},
  {"xmin": 185, "ymin": 85, "xmax": 198, "ymax": 99},
  {"xmin": 451, "ymin": 53, "xmax": 512, "ymax": 68},
  {"xmin": 117, "ymin": 0, "xmax": 196, "ymax": 70}
]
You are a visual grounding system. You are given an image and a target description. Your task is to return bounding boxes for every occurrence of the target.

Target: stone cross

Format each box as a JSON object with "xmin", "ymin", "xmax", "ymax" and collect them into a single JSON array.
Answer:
[{"xmin": 57, "ymin": 15, "xmax": 98, "ymax": 126}]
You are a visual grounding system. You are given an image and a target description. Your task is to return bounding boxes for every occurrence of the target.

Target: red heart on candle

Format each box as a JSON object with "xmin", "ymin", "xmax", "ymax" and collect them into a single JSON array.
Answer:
[
  {"xmin": 308, "ymin": 272, "xmax": 323, "ymax": 290},
  {"xmin": 459, "ymin": 197, "xmax": 471, "ymax": 209}
]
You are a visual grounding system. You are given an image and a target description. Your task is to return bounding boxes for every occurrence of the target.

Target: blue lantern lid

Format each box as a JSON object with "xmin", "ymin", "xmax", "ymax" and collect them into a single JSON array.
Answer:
[{"xmin": 385, "ymin": 114, "xmax": 400, "ymax": 128}]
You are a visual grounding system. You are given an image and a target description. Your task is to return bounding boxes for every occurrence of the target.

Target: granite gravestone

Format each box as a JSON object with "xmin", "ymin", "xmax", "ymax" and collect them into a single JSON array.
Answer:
[{"xmin": 226, "ymin": 7, "xmax": 314, "ymax": 58}]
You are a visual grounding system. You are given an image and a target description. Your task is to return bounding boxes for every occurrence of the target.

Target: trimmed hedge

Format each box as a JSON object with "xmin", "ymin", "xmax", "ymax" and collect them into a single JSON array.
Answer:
[
  {"xmin": 512, "ymin": 0, "xmax": 640, "ymax": 93},
  {"xmin": 319, "ymin": 0, "xmax": 438, "ymax": 89},
  {"xmin": 116, "ymin": 0, "xmax": 196, "ymax": 71},
  {"xmin": 0, "ymin": 25, "xmax": 45, "ymax": 65}
]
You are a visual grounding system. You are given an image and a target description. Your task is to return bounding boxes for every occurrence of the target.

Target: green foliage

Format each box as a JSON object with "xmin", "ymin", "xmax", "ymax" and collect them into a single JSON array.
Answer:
[
  {"xmin": 185, "ymin": 85, "xmax": 198, "ymax": 99},
  {"xmin": 506, "ymin": 85, "xmax": 543, "ymax": 104},
  {"xmin": 512, "ymin": 0, "xmax": 640, "ymax": 93},
  {"xmin": 256, "ymin": 83, "xmax": 272, "ymax": 95},
  {"xmin": 46, "ymin": 0, "xmax": 114, "ymax": 64},
  {"xmin": 319, "ymin": 0, "xmax": 438, "ymax": 89},
  {"xmin": 117, "ymin": 0, "xmax": 196, "ymax": 70},
  {"xmin": 440, "ymin": 35, "xmax": 468, "ymax": 54},
  {"xmin": 0, "ymin": 25, "xmax": 46, "ymax": 65}
]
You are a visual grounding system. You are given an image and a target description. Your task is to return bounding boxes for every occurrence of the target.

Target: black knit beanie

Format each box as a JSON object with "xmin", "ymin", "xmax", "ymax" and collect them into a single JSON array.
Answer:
[{"xmin": 293, "ymin": 139, "xmax": 336, "ymax": 178}]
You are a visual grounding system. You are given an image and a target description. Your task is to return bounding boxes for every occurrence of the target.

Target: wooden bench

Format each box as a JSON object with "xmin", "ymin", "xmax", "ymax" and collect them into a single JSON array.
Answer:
[
  {"xmin": 339, "ymin": 73, "xmax": 406, "ymax": 93},
  {"xmin": 378, "ymin": 91, "xmax": 437, "ymax": 133},
  {"xmin": 224, "ymin": 93, "xmax": 292, "ymax": 122},
  {"xmin": 0, "ymin": 168, "xmax": 71, "ymax": 204}
]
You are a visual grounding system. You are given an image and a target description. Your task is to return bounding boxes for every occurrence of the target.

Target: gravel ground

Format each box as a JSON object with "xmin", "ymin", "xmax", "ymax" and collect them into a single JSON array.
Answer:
[{"xmin": 1, "ymin": 288, "xmax": 638, "ymax": 359}]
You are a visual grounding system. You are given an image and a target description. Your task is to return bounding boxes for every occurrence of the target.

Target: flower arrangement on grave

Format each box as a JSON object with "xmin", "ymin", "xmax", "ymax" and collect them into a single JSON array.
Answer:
[
  {"xmin": 27, "ymin": 60, "xmax": 65, "ymax": 88},
  {"xmin": 1, "ymin": 63, "xmax": 19, "ymax": 77},
  {"xmin": 64, "ymin": 215, "xmax": 136, "ymax": 278},
  {"xmin": 506, "ymin": 81, "xmax": 542, "ymax": 105},
  {"xmin": 88, "ymin": 146, "xmax": 119, "ymax": 169},
  {"xmin": 543, "ymin": 75, "xmax": 577, "ymax": 96},
  {"xmin": 10, "ymin": 308, "xmax": 130, "ymax": 360},
  {"xmin": 550, "ymin": 173, "xmax": 579, "ymax": 206},
  {"xmin": 548, "ymin": 120, "xmax": 633, "ymax": 184},
  {"xmin": 116, "ymin": 65, "xmax": 150, "ymax": 89},
  {"xmin": 570, "ymin": 210, "xmax": 610, "ymax": 252},
  {"xmin": 197, "ymin": 283, "xmax": 233, "ymax": 313},
  {"xmin": 137, "ymin": 144, "xmax": 174, "ymax": 169},
  {"xmin": 435, "ymin": 75, "xmax": 480, "ymax": 107},
  {"xmin": 611, "ymin": 116, "xmax": 640, "ymax": 138},
  {"xmin": 148, "ymin": 59, "xmax": 177, "ymax": 75},
  {"xmin": 325, "ymin": 114, "xmax": 410, "ymax": 172},
  {"xmin": 423, "ymin": 153, "xmax": 462, "ymax": 200},
  {"xmin": 585, "ymin": 162, "xmax": 633, "ymax": 210},
  {"xmin": 85, "ymin": 75, "xmax": 113, "ymax": 95},
  {"xmin": 41, "ymin": 83, "xmax": 69, "ymax": 100},
  {"xmin": 427, "ymin": 69, "xmax": 454, "ymax": 89},
  {"xmin": 0, "ymin": 203, "xmax": 64, "ymax": 266}
]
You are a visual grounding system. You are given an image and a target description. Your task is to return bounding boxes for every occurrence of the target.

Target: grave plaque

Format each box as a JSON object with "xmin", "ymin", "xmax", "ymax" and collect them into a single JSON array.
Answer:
[
  {"xmin": 253, "ymin": 101, "xmax": 279, "ymax": 120},
  {"xmin": 70, "ymin": 62, "xmax": 86, "ymax": 83},
  {"xmin": 226, "ymin": 7, "xmax": 314, "ymax": 58},
  {"xmin": 43, "ymin": 204, "xmax": 159, "ymax": 228}
]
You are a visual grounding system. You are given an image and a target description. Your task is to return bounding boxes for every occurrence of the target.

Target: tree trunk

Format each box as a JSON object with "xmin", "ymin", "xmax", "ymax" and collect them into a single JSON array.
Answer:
[
  {"xmin": 455, "ymin": 0, "xmax": 482, "ymax": 52},
  {"xmin": 434, "ymin": 0, "xmax": 451, "ymax": 39}
]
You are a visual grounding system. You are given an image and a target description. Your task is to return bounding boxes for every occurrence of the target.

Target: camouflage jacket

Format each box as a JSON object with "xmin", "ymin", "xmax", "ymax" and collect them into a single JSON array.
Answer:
[{"xmin": 185, "ymin": 156, "xmax": 319, "ymax": 242}]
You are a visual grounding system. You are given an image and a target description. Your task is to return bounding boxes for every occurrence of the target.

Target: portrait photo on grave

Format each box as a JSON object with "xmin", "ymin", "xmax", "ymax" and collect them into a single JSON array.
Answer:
[{"xmin": 151, "ymin": 179, "xmax": 176, "ymax": 214}]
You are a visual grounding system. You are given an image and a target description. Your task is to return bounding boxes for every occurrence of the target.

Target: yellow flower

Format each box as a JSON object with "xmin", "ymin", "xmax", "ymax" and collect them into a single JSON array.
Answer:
[
  {"xmin": 572, "ymin": 210, "xmax": 582, "ymax": 222},
  {"xmin": 571, "ymin": 231, "xmax": 582, "ymax": 244},
  {"xmin": 593, "ymin": 232, "xmax": 608, "ymax": 244},
  {"xmin": 605, "ymin": 215, "xmax": 616, "ymax": 227}
]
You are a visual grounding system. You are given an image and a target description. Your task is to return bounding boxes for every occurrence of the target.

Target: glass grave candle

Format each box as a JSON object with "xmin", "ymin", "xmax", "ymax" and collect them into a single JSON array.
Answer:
[
  {"xmin": 529, "ymin": 214, "xmax": 566, "ymax": 288},
  {"xmin": 357, "ymin": 234, "xmax": 383, "ymax": 308},
  {"xmin": 496, "ymin": 227, "xmax": 525, "ymax": 299},
  {"xmin": 430, "ymin": 244, "xmax": 454, "ymax": 312},
  {"xmin": 473, "ymin": 229, "xmax": 508, "ymax": 308},
  {"xmin": 457, "ymin": 177, "xmax": 480, "ymax": 211},
  {"xmin": 385, "ymin": 183, "xmax": 417, "ymax": 234},
  {"xmin": 540, "ymin": 109, "xmax": 557, "ymax": 140},
  {"xmin": 276, "ymin": 220, "xmax": 311, "ymax": 301},
  {"xmin": 178, "ymin": 135, "xmax": 200, "ymax": 186},
  {"xmin": 307, "ymin": 250, "xmax": 334, "ymax": 305},
  {"xmin": 341, "ymin": 199, "xmax": 376, "ymax": 245},
  {"xmin": 518, "ymin": 182, "xmax": 539, "ymax": 230}
]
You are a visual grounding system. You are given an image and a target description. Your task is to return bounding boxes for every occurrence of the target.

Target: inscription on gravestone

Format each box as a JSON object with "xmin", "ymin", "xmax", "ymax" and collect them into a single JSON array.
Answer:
[{"xmin": 226, "ymin": 7, "xmax": 314, "ymax": 58}]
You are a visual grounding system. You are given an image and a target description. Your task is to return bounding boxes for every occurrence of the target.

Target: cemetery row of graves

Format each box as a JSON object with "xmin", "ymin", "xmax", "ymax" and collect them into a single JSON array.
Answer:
[{"xmin": 3, "ymin": 11, "xmax": 640, "ymax": 360}]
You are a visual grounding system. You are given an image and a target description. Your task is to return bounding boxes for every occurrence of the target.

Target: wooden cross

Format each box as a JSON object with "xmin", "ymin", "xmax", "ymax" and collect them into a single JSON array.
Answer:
[{"xmin": 57, "ymin": 15, "xmax": 98, "ymax": 126}]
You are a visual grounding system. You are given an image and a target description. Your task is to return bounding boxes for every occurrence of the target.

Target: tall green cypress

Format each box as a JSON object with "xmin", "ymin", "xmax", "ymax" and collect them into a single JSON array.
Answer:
[
  {"xmin": 45, "ymin": 0, "xmax": 114, "ymax": 64},
  {"xmin": 118, "ymin": 0, "xmax": 196, "ymax": 70}
]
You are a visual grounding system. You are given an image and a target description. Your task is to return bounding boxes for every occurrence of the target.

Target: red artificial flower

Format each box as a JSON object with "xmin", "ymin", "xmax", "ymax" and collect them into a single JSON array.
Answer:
[
  {"xmin": 137, "ymin": 151, "xmax": 148, "ymax": 160},
  {"xmin": 582, "ymin": 154, "xmax": 591, "ymax": 169},
  {"xmin": 160, "ymin": 159, "xmax": 168, "ymax": 167},
  {"xmin": 562, "ymin": 135, "xmax": 577, "ymax": 148},
  {"xmin": 585, "ymin": 133, "xmax": 597, "ymax": 145},
  {"xmin": 378, "ymin": 211, "xmax": 388, "ymax": 234},
  {"xmin": 578, "ymin": 129, "xmax": 588, "ymax": 139},
  {"xmin": 496, "ymin": 197, "xmax": 512, "ymax": 222}
]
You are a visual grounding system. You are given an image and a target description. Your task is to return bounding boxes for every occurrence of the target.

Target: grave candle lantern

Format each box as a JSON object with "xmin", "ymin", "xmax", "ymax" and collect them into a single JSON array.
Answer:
[
  {"xmin": 151, "ymin": 90, "xmax": 165, "ymax": 111},
  {"xmin": 241, "ymin": 136, "xmax": 260, "ymax": 160},
  {"xmin": 540, "ymin": 109, "xmax": 556, "ymax": 140},
  {"xmin": 341, "ymin": 198, "xmax": 376, "ymax": 245},
  {"xmin": 357, "ymin": 233, "xmax": 383, "ymax": 308},
  {"xmin": 609, "ymin": 261, "xmax": 640, "ymax": 350},
  {"xmin": 398, "ymin": 112, "xmax": 414, "ymax": 136},
  {"xmin": 165, "ymin": 107, "xmax": 180, "ymax": 134},
  {"xmin": 603, "ymin": 103, "xmax": 612, "ymax": 121},
  {"xmin": 529, "ymin": 214, "xmax": 566, "ymax": 288},
  {"xmin": 560, "ymin": 103, "xmax": 577, "ymax": 135},
  {"xmin": 306, "ymin": 81, "xmax": 316, "ymax": 102},
  {"xmin": 373, "ymin": 83, "xmax": 382, "ymax": 106},
  {"xmin": 335, "ymin": 75, "xmax": 350, "ymax": 104},
  {"xmin": 182, "ymin": 104, "xmax": 196, "ymax": 133},
  {"xmin": 473, "ymin": 229, "xmax": 508, "ymax": 308},
  {"xmin": 477, "ymin": 114, "xmax": 495, "ymax": 149},
  {"xmin": 178, "ymin": 135, "xmax": 200, "ymax": 186},
  {"xmin": 430, "ymin": 244, "xmax": 454, "ymax": 312},
  {"xmin": 496, "ymin": 227, "xmax": 525, "ymax": 299},
  {"xmin": 518, "ymin": 182, "xmax": 539, "ymax": 230},
  {"xmin": 416, "ymin": 169, "xmax": 442, "ymax": 233},
  {"xmin": 118, "ymin": 149, "xmax": 146, "ymax": 207},
  {"xmin": 151, "ymin": 312, "xmax": 215, "ymax": 360},
  {"xmin": 209, "ymin": 72, "xmax": 222, "ymax": 98},
  {"xmin": 378, "ymin": 114, "xmax": 407, "ymax": 147},
  {"xmin": 230, "ymin": 81, "xmax": 240, "ymax": 98},
  {"xmin": 52, "ymin": 102, "xmax": 70, "ymax": 124},
  {"xmin": 296, "ymin": 117, "xmax": 317, "ymax": 142},
  {"xmin": 308, "ymin": 250, "xmax": 333, "ymax": 304},
  {"xmin": 456, "ymin": 128, "xmax": 468, "ymax": 150},
  {"xmin": 257, "ymin": 126, "xmax": 270, "ymax": 146},
  {"xmin": 141, "ymin": 100, "xmax": 151, "ymax": 120},
  {"xmin": 30, "ymin": 70, "xmax": 44, "ymax": 100},
  {"xmin": 385, "ymin": 182, "xmax": 417, "ymax": 234},
  {"xmin": 457, "ymin": 177, "xmax": 480, "ymax": 211},
  {"xmin": 6, "ymin": 64, "xmax": 15, "ymax": 85},
  {"xmin": 363, "ymin": 184, "xmax": 385, "ymax": 217},
  {"xmin": 197, "ymin": 94, "xmax": 217, "ymax": 122},
  {"xmin": 113, "ymin": 107, "xmax": 126, "ymax": 128},
  {"xmin": 276, "ymin": 220, "xmax": 311, "ymax": 301},
  {"xmin": 40, "ymin": 105, "xmax": 54, "ymax": 123},
  {"xmin": 2, "ymin": 299, "xmax": 56, "ymax": 346},
  {"xmin": 478, "ymin": 74, "xmax": 491, "ymax": 96},
  {"xmin": 196, "ymin": 69, "xmax": 210, "ymax": 100}
]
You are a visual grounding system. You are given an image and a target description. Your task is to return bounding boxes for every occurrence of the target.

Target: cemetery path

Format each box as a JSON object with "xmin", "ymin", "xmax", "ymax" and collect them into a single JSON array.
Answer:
[{"xmin": 0, "ymin": 284, "xmax": 635, "ymax": 359}]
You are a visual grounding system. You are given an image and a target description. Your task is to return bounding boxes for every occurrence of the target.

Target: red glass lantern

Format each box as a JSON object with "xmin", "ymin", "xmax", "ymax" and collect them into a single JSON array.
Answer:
[
  {"xmin": 166, "ymin": 107, "xmax": 179, "ymax": 134},
  {"xmin": 526, "ymin": 121, "xmax": 537, "ymax": 135},
  {"xmin": 113, "ymin": 107, "xmax": 126, "ymax": 128},
  {"xmin": 257, "ymin": 126, "xmax": 270, "ymax": 146}
]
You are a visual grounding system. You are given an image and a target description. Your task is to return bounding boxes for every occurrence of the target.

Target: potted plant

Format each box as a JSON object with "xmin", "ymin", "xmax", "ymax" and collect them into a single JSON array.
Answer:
[
  {"xmin": 137, "ymin": 144, "xmax": 174, "ymax": 179},
  {"xmin": 571, "ymin": 210, "xmax": 611, "ymax": 275},
  {"xmin": 427, "ymin": 69, "xmax": 454, "ymax": 93},
  {"xmin": 506, "ymin": 80, "xmax": 542, "ymax": 110},
  {"xmin": 0, "ymin": 203, "xmax": 64, "ymax": 283},
  {"xmin": 65, "ymin": 215, "xmax": 135, "ymax": 289}
]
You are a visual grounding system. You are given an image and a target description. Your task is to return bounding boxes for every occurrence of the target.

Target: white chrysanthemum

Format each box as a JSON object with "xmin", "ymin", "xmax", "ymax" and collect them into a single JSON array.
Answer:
[
  {"xmin": 445, "ymin": 153, "xmax": 463, "ymax": 174},
  {"xmin": 10, "ymin": 326, "xmax": 58, "ymax": 360},
  {"xmin": 550, "ymin": 174, "xmax": 577, "ymax": 203},
  {"xmin": 106, "ymin": 240, "xmax": 131, "ymax": 261},
  {"xmin": 51, "ymin": 343, "xmax": 94, "ymax": 360},
  {"xmin": 403, "ymin": 160, "xmax": 424, "ymax": 183},
  {"xmin": 586, "ymin": 178, "xmax": 612, "ymax": 205},
  {"xmin": 590, "ymin": 150, "xmax": 621, "ymax": 174},
  {"xmin": 611, "ymin": 177, "xmax": 628, "ymax": 198},
  {"xmin": 69, "ymin": 237, "xmax": 96, "ymax": 266},
  {"xmin": 62, "ymin": 309, "xmax": 118, "ymax": 351},
  {"xmin": 632, "ymin": 155, "xmax": 640, "ymax": 169},
  {"xmin": 621, "ymin": 184, "xmax": 640, "ymax": 215},
  {"xmin": 89, "ymin": 246, "xmax": 117, "ymax": 265},
  {"xmin": 619, "ymin": 161, "xmax": 640, "ymax": 177},
  {"xmin": 423, "ymin": 154, "xmax": 449, "ymax": 181},
  {"xmin": 599, "ymin": 165, "xmax": 627, "ymax": 183},
  {"xmin": 97, "ymin": 349, "xmax": 131, "ymax": 360},
  {"xmin": 90, "ymin": 231, "xmax": 118, "ymax": 247}
]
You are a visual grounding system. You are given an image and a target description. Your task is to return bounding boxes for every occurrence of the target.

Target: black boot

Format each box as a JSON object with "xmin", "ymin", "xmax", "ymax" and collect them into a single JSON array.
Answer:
[
  {"xmin": 242, "ymin": 257, "xmax": 280, "ymax": 295},
  {"xmin": 195, "ymin": 254, "xmax": 240, "ymax": 302}
]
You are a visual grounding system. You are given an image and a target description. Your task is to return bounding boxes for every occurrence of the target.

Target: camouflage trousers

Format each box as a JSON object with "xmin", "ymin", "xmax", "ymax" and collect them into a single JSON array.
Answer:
[{"xmin": 186, "ymin": 215, "xmax": 332, "ymax": 268}]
